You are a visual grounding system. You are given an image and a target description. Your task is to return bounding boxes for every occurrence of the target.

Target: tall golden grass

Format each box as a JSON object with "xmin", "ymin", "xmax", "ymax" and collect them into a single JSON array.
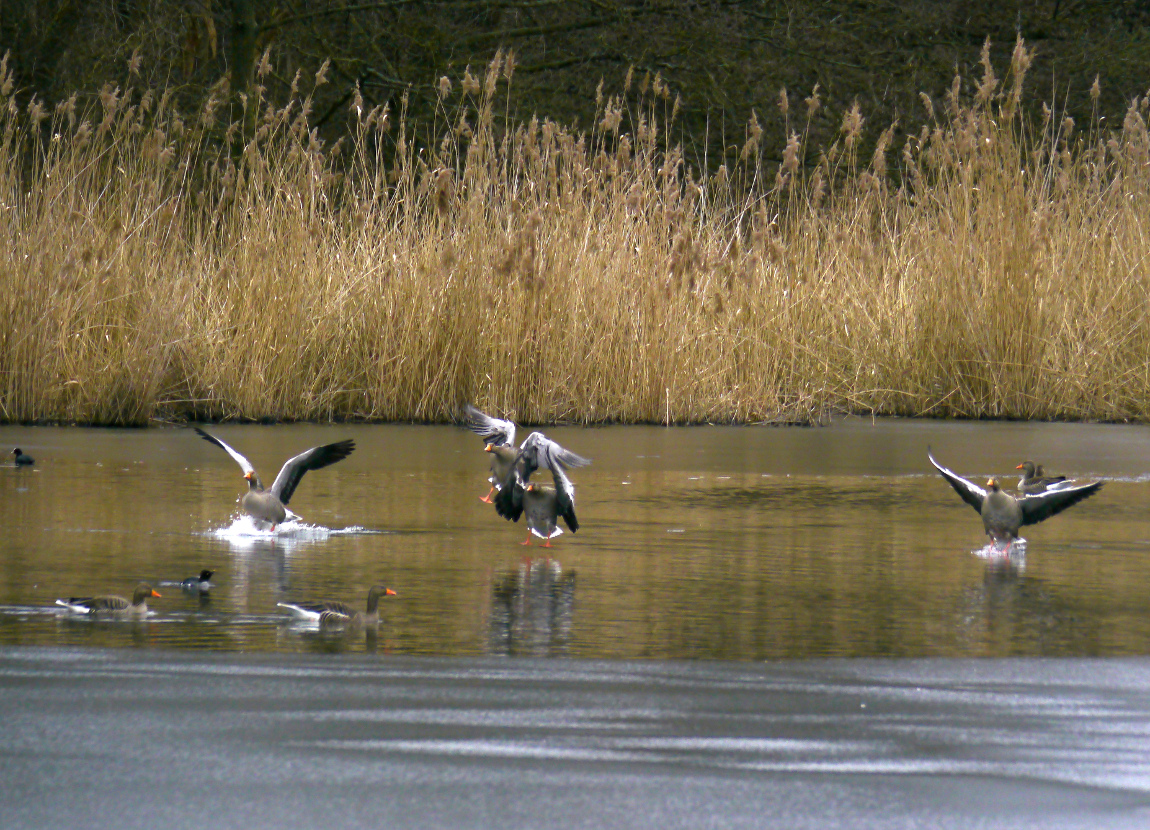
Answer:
[{"xmin": 2, "ymin": 40, "xmax": 1149, "ymax": 426}]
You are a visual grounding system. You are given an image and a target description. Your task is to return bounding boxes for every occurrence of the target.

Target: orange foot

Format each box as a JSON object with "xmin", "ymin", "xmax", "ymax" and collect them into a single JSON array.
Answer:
[{"xmin": 521, "ymin": 538, "xmax": 532, "ymax": 546}]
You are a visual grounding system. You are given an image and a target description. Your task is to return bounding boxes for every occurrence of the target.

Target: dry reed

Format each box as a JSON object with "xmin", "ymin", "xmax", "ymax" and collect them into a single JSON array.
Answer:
[{"xmin": 2, "ymin": 40, "xmax": 1149, "ymax": 426}]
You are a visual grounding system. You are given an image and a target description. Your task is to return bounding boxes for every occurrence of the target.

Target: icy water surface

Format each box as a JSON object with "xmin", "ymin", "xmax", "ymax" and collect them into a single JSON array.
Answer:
[{"xmin": 2, "ymin": 418, "xmax": 1150, "ymax": 657}]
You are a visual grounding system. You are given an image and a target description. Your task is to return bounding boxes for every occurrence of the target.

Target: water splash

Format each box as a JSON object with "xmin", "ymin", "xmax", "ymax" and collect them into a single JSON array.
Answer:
[
  {"xmin": 205, "ymin": 514, "xmax": 378, "ymax": 546},
  {"xmin": 972, "ymin": 538, "xmax": 1027, "ymax": 571}
]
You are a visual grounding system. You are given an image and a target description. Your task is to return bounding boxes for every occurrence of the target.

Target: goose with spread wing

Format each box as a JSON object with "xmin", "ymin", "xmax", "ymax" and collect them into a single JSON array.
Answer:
[
  {"xmin": 928, "ymin": 449, "xmax": 1102, "ymax": 544},
  {"xmin": 461, "ymin": 405, "xmax": 591, "ymax": 507},
  {"xmin": 194, "ymin": 427, "xmax": 355, "ymax": 528},
  {"xmin": 493, "ymin": 431, "xmax": 590, "ymax": 526},
  {"xmin": 503, "ymin": 441, "xmax": 579, "ymax": 547},
  {"xmin": 461, "ymin": 404, "xmax": 521, "ymax": 503},
  {"xmin": 277, "ymin": 585, "xmax": 396, "ymax": 627},
  {"xmin": 55, "ymin": 583, "xmax": 161, "ymax": 619}
]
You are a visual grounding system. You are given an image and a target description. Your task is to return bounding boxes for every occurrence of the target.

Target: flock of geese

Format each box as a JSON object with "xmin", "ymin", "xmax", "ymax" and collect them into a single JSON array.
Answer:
[
  {"xmin": 41, "ymin": 405, "xmax": 593, "ymax": 624},
  {"xmin": 15, "ymin": 413, "xmax": 1107, "ymax": 623}
]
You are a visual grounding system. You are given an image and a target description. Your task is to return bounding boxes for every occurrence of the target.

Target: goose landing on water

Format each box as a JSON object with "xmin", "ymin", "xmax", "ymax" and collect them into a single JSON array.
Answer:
[
  {"xmin": 194, "ymin": 428, "xmax": 354, "ymax": 529},
  {"xmin": 461, "ymin": 405, "xmax": 591, "ymax": 504},
  {"xmin": 55, "ymin": 583, "xmax": 161, "ymax": 619},
  {"xmin": 928, "ymin": 449, "xmax": 1103, "ymax": 545}
]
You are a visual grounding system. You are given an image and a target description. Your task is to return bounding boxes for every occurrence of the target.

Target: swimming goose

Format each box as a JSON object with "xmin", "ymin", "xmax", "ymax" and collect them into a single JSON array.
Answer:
[
  {"xmin": 55, "ymin": 583, "xmax": 161, "ymax": 618},
  {"xmin": 277, "ymin": 585, "xmax": 397, "ymax": 627},
  {"xmin": 929, "ymin": 450, "xmax": 1103, "ymax": 544},
  {"xmin": 194, "ymin": 428, "xmax": 355, "ymax": 528},
  {"xmin": 462, "ymin": 406, "xmax": 591, "ymax": 506},
  {"xmin": 180, "ymin": 570, "xmax": 215, "ymax": 592},
  {"xmin": 1015, "ymin": 461, "xmax": 1068, "ymax": 495},
  {"xmin": 12, "ymin": 448, "xmax": 33, "ymax": 466}
]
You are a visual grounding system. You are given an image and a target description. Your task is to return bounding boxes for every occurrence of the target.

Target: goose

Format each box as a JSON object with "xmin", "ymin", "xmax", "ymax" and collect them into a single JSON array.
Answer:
[
  {"xmin": 194, "ymin": 428, "xmax": 354, "ymax": 528},
  {"xmin": 462, "ymin": 405, "xmax": 590, "ymax": 506},
  {"xmin": 277, "ymin": 585, "xmax": 397, "ymax": 627},
  {"xmin": 12, "ymin": 448, "xmax": 33, "ymax": 466},
  {"xmin": 55, "ymin": 583, "xmax": 161, "ymax": 619},
  {"xmin": 929, "ymin": 449, "xmax": 1103, "ymax": 544},
  {"xmin": 521, "ymin": 466, "xmax": 579, "ymax": 548},
  {"xmin": 1015, "ymin": 461, "xmax": 1068, "ymax": 495},
  {"xmin": 180, "ymin": 569, "xmax": 215, "ymax": 592}
]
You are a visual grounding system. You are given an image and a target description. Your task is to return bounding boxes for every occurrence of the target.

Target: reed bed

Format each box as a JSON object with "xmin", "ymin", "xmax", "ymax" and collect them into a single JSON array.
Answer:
[{"xmin": 2, "ymin": 41, "xmax": 1149, "ymax": 426}]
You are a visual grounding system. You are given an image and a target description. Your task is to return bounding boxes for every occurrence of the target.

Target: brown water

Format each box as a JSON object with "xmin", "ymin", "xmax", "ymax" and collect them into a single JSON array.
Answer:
[{"xmin": 2, "ymin": 418, "xmax": 1149, "ymax": 659}]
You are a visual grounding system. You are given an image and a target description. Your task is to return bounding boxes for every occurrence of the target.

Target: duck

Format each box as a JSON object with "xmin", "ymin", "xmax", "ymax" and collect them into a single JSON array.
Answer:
[
  {"xmin": 12, "ymin": 448, "xmax": 34, "ymax": 466},
  {"xmin": 929, "ymin": 449, "xmax": 1103, "ymax": 544},
  {"xmin": 55, "ymin": 583, "xmax": 161, "ymax": 619},
  {"xmin": 462, "ymin": 405, "xmax": 591, "ymax": 507},
  {"xmin": 194, "ymin": 428, "xmax": 355, "ymax": 528},
  {"xmin": 180, "ymin": 569, "xmax": 215, "ymax": 592},
  {"xmin": 1015, "ymin": 461, "xmax": 1068, "ymax": 495},
  {"xmin": 277, "ymin": 585, "xmax": 397, "ymax": 627}
]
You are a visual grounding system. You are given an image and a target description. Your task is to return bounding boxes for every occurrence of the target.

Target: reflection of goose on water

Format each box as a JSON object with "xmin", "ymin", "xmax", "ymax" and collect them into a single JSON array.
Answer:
[
  {"xmin": 193, "ymin": 428, "xmax": 355, "ymax": 530},
  {"xmin": 929, "ymin": 449, "xmax": 1103, "ymax": 545},
  {"xmin": 55, "ymin": 583, "xmax": 161, "ymax": 619},
  {"xmin": 489, "ymin": 559, "xmax": 575, "ymax": 656}
]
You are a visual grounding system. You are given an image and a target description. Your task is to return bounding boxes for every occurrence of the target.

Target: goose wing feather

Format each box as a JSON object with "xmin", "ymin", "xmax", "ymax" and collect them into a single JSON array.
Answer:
[
  {"xmin": 269, "ymin": 440, "xmax": 355, "ymax": 504},
  {"xmin": 1019, "ymin": 480, "xmax": 1104, "ymax": 526},
  {"xmin": 462, "ymin": 405, "xmax": 517, "ymax": 447},
  {"xmin": 927, "ymin": 449, "xmax": 987, "ymax": 514},
  {"xmin": 194, "ymin": 428, "xmax": 256, "ymax": 477}
]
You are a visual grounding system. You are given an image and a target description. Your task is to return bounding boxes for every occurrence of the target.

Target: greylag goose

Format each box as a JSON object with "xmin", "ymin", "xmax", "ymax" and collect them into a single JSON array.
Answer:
[
  {"xmin": 462, "ymin": 406, "xmax": 590, "ymax": 506},
  {"xmin": 194, "ymin": 428, "xmax": 355, "ymax": 528},
  {"xmin": 493, "ymin": 432, "xmax": 591, "ymax": 523},
  {"xmin": 496, "ymin": 440, "xmax": 579, "ymax": 546},
  {"xmin": 277, "ymin": 585, "xmax": 396, "ymax": 627},
  {"xmin": 929, "ymin": 450, "xmax": 1103, "ymax": 544},
  {"xmin": 55, "ymin": 583, "xmax": 161, "ymax": 618},
  {"xmin": 1015, "ymin": 461, "xmax": 1068, "ymax": 495},
  {"xmin": 12, "ymin": 448, "xmax": 33, "ymax": 466},
  {"xmin": 461, "ymin": 405, "xmax": 519, "ymax": 503},
  {"xmin": 180, "ymin": 570, "xmax": 215, "ymax": 592}
]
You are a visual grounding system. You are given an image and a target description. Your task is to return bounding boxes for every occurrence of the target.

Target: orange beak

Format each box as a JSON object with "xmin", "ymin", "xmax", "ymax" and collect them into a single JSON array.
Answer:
[
  {"xmin": 484, "ymin": 443, "xmax": 494, "ymax": 452},
  {"xmin": 385, "ymin": 588, "xmax": 397, "ymax": 596},
  {"xmin": 243, "ymin": 471, "xmax": 254, "ymax": 481},
  {"xmin": 986, "ymin": 477, "xmax": 995, "ymax": 487},
  {"xmin": 151, "ymin": 589, "xmax": 162, "ymax": 598},
  {"xmin": 1015, "ymin": 463, "xmax": 1024, "ymax": 470}
]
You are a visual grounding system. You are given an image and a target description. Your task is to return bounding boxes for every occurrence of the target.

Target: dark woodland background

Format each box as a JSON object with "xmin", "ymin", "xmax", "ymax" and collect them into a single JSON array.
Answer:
[{"xmin": 5, "ymin": 1, "xmax": 1150, "ymax": 165}]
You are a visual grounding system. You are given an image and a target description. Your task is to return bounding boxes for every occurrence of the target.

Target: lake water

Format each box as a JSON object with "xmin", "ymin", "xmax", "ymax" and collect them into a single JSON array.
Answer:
[
  {"xmin": 2, "ymin": 418, "xmax": 1148, "ymax": 658},
  {"xmin": 3, "ymin": 418, "xmax": 1150, "ymax": 828}
]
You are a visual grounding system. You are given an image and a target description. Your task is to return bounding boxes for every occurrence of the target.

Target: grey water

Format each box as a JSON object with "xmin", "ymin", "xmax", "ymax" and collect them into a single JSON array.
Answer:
[{"xmin": 3, "ymin": 418, "xmax": 1150, "ymax": 827}]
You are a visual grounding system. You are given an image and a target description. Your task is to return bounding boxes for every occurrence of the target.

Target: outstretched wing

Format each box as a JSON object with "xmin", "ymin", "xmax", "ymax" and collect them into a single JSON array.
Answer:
[
  {"xmin": 549, "ymin": 451, "xmax": 579, "ymax": 533},
  {"xmin": 1019, "ymin": 480, "xmax": 1103, "ymax": 526},
  {"xmin": 462, "ymin": 405, "xmax": 516, "ymax": 447},
  {"xmin": 194, "ymin": 428, "xmax": 256, "ymax": 477},
  {"xmin": 518, "ymin": 432, "xmax": 591, "ymax": 480},
  {"xmin": 269, "ymin": 440, "xmax": 355, "ymax": 504},
  {"xmin": 927, "ymin": 448, "xmax": 986, "ymax": 514}
]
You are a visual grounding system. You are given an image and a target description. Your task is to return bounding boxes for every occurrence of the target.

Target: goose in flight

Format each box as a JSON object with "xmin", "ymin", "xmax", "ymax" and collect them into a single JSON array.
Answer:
[
  {"xmin": 194, "ymin": 427, "xmax": 354, "ymax": 528},
  {"xmin": 928, "ymin": 449, "xmax": 1102, "ymax": 544}
]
